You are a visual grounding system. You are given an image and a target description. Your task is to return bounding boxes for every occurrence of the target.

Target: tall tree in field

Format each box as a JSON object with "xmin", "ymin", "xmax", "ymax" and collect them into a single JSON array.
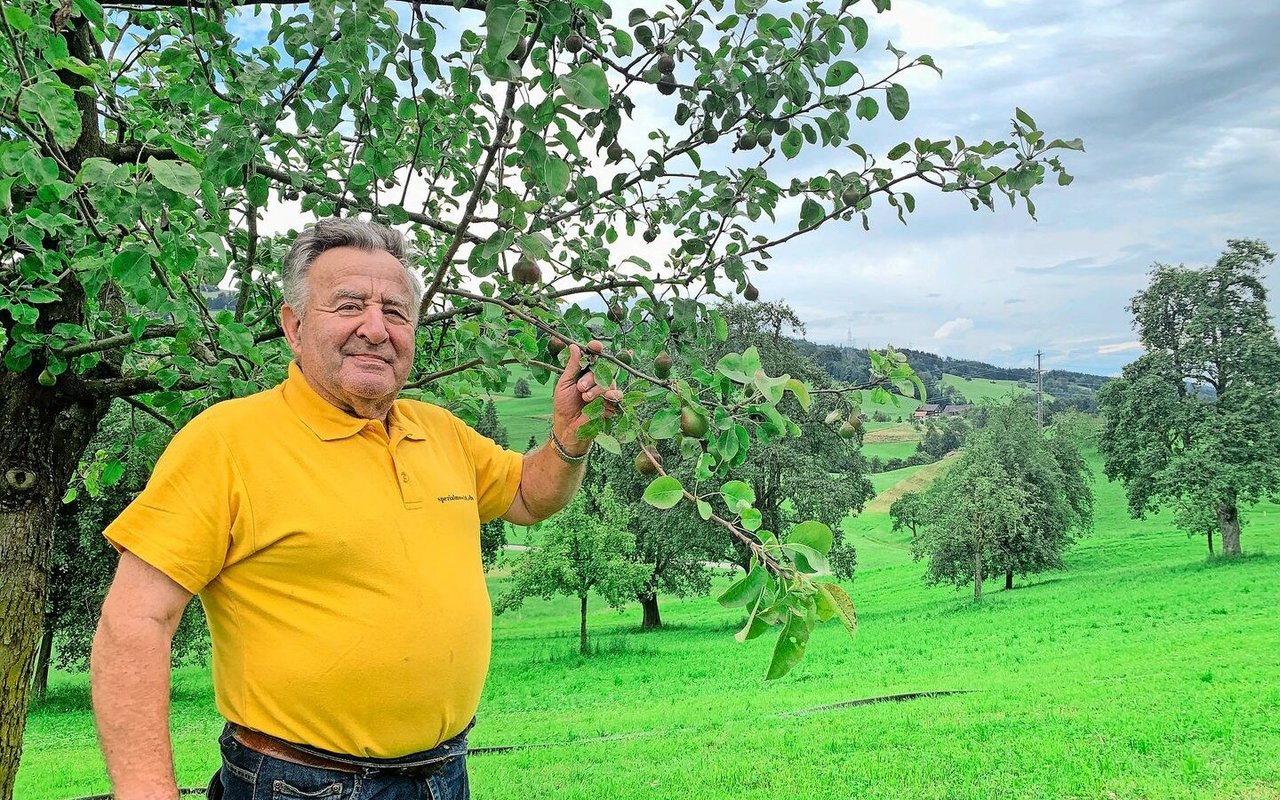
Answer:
[
  {"xmin": 1097, "ymin": 240, "xmax": 1280, "ymax": 556},
  {"xmin": 494, "ymin": 487, "xmax": 647, "ymax": 654},
  {"xmin": 911, "ymin": 435, "xmax": 1028, "ymax": 601},
  {"xmin": 584, "ymin": 442, "xmax": 715, "ymax": 630},
  {"xmin": 912, "ymin": 403, "xmax": 1092, "ymax": 597},
  {"xmin": 981, "ymin": 402, "xmax": 1092, "ymax": 590},
  {"xmin": 0, "ymin": 0, "xmax": 1078, "ymax": 784}
]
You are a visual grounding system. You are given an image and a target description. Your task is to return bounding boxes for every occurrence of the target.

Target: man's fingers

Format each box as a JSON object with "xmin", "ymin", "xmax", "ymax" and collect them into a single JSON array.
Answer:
[{"xmin": 560, "ymin": 343, "xmax": 582, "ymax": 386}]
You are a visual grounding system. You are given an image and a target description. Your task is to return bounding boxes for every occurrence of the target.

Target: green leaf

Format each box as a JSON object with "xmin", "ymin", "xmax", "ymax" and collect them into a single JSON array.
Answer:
[
  {"xmin": 717, "ymin": 565, "xmax": 766, "ymax": 608},
  {"xmin": 76, "ymin": 158, "xmax": 119, "ymax": 186},
  {"xmin": 1048, "ymin": 137, "xmax": 1085, "ymax": 152},
  {"xmin": 147, "ymin": 157, "xmax": 202, "ymax": 194},
  {"xmin": 594, "ymin": 433, "xmax": 621, "ymax": 455},
  {"xmin": 1014, "ymin": 107, "xmax": 1037, "ymax": 130},
  {"xmin": 851, "ymin": 16, "xmax": 869, "ymax": 49},
  {"xmin": 856, "ymin": 96, "xmax": 878, "ymax": 121},
  {"xmin": 101, "ymin": 459, "xmax": 125, "ymax": 487},
  {"xmin": 72, "ymin": 0, "xmax": 105, "ymax": 28},
  {"xmin": 110, "ymin": 248, "xmax": 152, "ymax": 290},
  {"xmin": 648, "ymin": 407, "xmax": 681, "ymax": 439},
  {"xmin": 517, "ymin": 232, "xmax": 552, "ymax": 261},
  {"xmin": 697, "ymin": 499, "xmax": 713, "ymax": 520},
  {"xmin": 642, "ymin": 475, "xmax": 684, "ymax": 509},
  {"xmin": 740, "ymin": 507, "xmax": 762, "ymax": 531},
  {"xmin": 735, "ymin": 613, "xmax": 770, "ymax": 643},
  {"xmin": 785, "ymin": 378, "xmax": 811, "ymax": 410},
  {"xmin": 4, "ymin": 6, "xmax": 34, "ymax": 32},
  {"xmin": 628, "ymin": 7, "xmax": 648, "ymax": 25},
  {"xmin": 716, "ymin": 352, "xmax": 751, "ymax": 383},
  {"xmin": 885, "ymin": 84, "xmax": 910, "ymax": 121},
  {"xmin": 825, "ymin": 61, "xmax": 857, "ymax": 87},
  {"xmin": 766, "ymin": 611, "xmax": 810, "ymax": 680},
  {"xmin": 720, "ymin": 479, "xmax": 755, "ymax": 512},
  {"xmin": 887, "ymin": 142, "xmax": 910, "ymax": 160},
  {"xmin": 539, "ymin": 157, "xmax": 571, "ymax": 196},
  {"xmin": 787, "ymin": 519, "xmax": 833, "ymax": 555},
  {"xmin": 781, "ymin": 128, "xmax": 803, "ymax": 159},
  {"xmin": 799, "ymin": 197, "xmax": 823, "ymax": 230},
  {"xmin": 783, "ymin": 542, "xmax": 830, "ymax": 575},
  {"xmin": 483, "ymin": 0, "xmax": 527, "ymax": 62},
  {"xmin": 560, "ymin": 64, "xmax": 610, "ymax": 110},
  {"xmin": 25, "ymin": 288, "xmax": 59, "ymax": 304},
  {"xmin": 818, "ymin": 582, "xmax": 857, "ymax": 637},
  {"xmin": 19, "ymin": 79, "xmax": 82, "ymax": 150}
]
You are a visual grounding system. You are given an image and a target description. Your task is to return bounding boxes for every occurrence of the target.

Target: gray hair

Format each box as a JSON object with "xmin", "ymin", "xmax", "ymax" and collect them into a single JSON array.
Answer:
[{"xmin": 281, "ymin": 218, "xmax": 424, "ymax": 320}]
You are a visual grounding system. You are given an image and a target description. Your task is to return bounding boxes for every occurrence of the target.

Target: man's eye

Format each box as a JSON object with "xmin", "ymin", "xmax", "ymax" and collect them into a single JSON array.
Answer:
[{"xmin": 337, "ymin": 303, "xmax": 362, "ymax": 313}]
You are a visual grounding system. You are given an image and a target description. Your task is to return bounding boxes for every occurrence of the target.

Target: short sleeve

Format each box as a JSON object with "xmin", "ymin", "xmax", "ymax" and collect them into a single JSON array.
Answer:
[
  {"xmin": 102, "ymin": 412, "xmax": 250, "ymax": 594},
  {"xmin": 453, "ymin": 418, "xmax": 523, "ymax": 523}
]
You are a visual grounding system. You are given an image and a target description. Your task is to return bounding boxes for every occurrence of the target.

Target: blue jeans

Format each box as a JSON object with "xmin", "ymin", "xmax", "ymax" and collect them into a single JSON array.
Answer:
[{"xmin": 212, "ymin": 723, "xmax": 471, "ymax": 800}]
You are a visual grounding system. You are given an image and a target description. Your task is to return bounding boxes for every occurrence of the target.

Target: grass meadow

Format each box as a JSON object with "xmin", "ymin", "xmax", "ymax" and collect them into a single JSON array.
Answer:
[{"xmin": 18, "ymin": 449, "xmax": 1280, "ymax": 800}]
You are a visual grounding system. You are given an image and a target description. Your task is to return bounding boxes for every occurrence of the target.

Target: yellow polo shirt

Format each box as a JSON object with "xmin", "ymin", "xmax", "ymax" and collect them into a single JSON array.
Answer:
[{"xmin": 104, "ymin": 362, "xmax": 523, "ymax": 757}]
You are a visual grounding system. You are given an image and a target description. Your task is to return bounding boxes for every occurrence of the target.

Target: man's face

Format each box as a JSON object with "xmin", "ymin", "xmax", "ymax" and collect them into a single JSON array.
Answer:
[{"xmin": 282, "ymin": 246, "xmax": 417, "ymax": 416}]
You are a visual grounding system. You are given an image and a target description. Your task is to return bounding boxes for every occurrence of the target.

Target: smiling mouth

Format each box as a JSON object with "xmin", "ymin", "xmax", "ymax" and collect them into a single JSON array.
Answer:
[{"xmin": 347, "ymin": 353, "xmax": 389, "ymax": 365}]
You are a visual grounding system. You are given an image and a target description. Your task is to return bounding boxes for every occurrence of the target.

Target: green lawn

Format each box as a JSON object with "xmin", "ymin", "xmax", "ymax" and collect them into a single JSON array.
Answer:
[
  {"xmin": 940, "ymin": 372, "xmax": 1050, "ymax": 404},
  {"xmin": 488, "ymin": 370, "xmax": 556, "ymax": 451},
  {"xmin": 18, "ymin": 453, "xmax": 1280, "ymax": 800},
  {"xmin": 862, "ymin": 439, "xmax": 920, "ymax": 462}
]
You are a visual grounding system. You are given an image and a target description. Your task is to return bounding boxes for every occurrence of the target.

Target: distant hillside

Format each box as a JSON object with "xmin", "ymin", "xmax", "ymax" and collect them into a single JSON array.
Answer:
[{"xmin": 792, "ymin": 341, "xmax": 1107, "ymax": 413}]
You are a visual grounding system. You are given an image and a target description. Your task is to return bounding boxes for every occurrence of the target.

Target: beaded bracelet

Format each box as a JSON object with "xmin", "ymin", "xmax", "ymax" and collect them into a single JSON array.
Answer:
[{"xmin": 548, "ymin": 429, "xmax": 592, "ymax": 465}]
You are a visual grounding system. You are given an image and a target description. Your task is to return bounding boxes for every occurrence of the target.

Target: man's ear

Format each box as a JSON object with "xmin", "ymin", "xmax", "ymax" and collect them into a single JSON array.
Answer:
[{"xmin": 281, "ymin": 305, "xmax": 303, "ymax": 359}]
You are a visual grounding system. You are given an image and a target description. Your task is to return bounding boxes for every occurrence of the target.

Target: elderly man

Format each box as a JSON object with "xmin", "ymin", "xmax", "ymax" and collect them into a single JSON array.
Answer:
[{"xmin": 90, "ymin": 219, "xmax": 618, "ymax": 800}]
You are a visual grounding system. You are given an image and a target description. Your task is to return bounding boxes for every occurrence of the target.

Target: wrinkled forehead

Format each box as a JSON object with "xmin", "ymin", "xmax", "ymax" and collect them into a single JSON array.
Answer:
[{"xmin": 310, "ymin": 248, "xmax": 415, "ymax": 306}]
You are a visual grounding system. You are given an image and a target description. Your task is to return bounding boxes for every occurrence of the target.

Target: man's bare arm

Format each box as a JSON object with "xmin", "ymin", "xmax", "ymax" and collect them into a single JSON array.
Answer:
[{"xmin": 90, "ymin": 550, "xmax": 193, "ymax": 800}]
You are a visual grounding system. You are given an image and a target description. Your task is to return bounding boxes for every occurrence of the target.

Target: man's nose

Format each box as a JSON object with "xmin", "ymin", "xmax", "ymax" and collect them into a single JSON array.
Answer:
[{"xmin": 356, "ymin": 307, "xmax": 390, "ymax": 343}]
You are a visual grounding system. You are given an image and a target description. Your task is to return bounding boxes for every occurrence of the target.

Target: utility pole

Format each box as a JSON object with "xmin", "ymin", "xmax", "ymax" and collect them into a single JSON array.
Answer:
[{"xmin": 1035, "ymin": 350, "xmax": 1044, "ymax": 428}]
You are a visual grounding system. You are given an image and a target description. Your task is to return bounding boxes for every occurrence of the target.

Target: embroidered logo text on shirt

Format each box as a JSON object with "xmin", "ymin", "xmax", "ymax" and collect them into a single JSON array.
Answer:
[{"xmin": 438, "ymin": 494, "xmax": 475, "ymax": 503}]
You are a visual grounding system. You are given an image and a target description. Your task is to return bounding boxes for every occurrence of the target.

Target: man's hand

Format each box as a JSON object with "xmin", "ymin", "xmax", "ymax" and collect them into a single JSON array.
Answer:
[{"xmin": 552, "ymin": 339, "xmax": 623, "ymax": 455}]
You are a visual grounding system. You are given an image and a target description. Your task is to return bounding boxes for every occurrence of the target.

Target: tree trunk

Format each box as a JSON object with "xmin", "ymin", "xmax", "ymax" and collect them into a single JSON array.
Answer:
[
  {"xmin": 639, "ymin": 593, "xmax": 662, "ymax": 630},
  {"xmin": 0, "ymin": 370, "xmax": 110, "ymax": 800},
  {"xmin": 973, "ymin": 547, "xmax": 983, "ymax": 601},
  {"xmin": 1206, "ymin": 530, "xmax": 1214, "ymax": 555},
  {"xmin": 30, "ymin": 625, "xmax": 54, "ymax": 699},
  {"xmin": 1217, "ymin": 501, "xmax": 1241, "ymax": 556},
  {"xmin": 579, "ymin": 595, "xmax": 589, "ymax": 655},
  {"xmin": 1004, "ymin": 569, "xmax": 1013, "ymax": 591}
]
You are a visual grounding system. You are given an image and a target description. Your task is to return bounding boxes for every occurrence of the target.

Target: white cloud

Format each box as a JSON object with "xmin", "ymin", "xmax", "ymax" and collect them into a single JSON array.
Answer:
[
  {"xmin": 1097, "ymin": 341, "xmax": 1144, "ymax": 356},
  {"xmin": 934, "ymin": 318, "xmax": 974, "ymax": 339}
]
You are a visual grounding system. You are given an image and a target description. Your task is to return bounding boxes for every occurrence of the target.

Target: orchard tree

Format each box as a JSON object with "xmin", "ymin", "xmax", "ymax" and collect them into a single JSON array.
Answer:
[
  {"xmin": 913, "ymin": 402, "xmax": 1091, "ymax": 597},
  {"xmin": 584, "ymin": 446, "xmax": 714, "ymax": 629},
  {"xmin": 0, "ymin": 0, "xmax": 1079, "ymax": 787},
  {"xmin": 1098, "ymin": 240, "xmax": 1280, "ymax": 556},
  {"xmin": 910, "ymin": 435, "xmax": 1028, "ymax": 601},
  {"xmin": 888, "ymin": 490, "xmax": 923, "ymax": 538},
  {"xmin": 494, "ymin": 487, "xmax": 648, "ymax": 653}
]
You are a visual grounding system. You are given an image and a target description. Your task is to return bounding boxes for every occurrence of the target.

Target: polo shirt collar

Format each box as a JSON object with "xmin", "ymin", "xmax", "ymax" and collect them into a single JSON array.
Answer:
[{"xmin": 282, "ymin": 361, "xmax": 426, "ymax": 442}]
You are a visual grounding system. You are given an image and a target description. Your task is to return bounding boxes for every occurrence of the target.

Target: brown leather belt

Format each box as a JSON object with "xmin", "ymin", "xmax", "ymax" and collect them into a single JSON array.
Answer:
[{"xmin": 231, "ymin": 725, "xmax": 361, "ymax": 774}]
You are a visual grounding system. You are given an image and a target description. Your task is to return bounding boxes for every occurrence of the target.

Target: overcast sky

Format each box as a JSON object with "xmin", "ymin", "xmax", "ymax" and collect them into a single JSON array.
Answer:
[
  {"xmin": 746, "ymin": 0, "xmax": 1280, "ymax": 375},
  {"xmin": 235, "ymin": 0, "xmax": 1280, "ymax": 377}
]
